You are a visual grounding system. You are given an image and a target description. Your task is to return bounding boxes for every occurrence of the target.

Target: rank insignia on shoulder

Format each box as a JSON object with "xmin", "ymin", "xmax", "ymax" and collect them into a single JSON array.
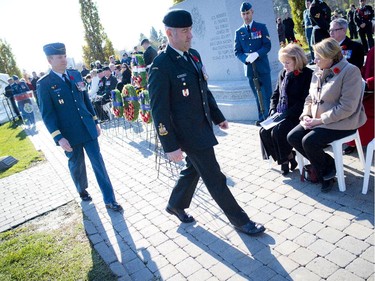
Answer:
[
  {"xmin": 158, "ymin": 123, "xmax": 168, "ymax": 136},
  {"xmin": 182, "ymin": 89, "xmax": 189, "ymax": 97},
  {"xmin": 58, "ymin": 99, "xmax": 64, "ymax": 104},
  {"xmin": 152, "ymin": 67, "xmax": 158, "ymax": 70}
]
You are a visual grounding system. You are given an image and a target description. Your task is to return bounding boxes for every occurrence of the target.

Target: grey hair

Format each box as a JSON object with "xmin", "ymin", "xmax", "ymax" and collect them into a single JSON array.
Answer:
[{"xmin": 330, "ymin": 18, "xmax": 348, "ymax": 30}]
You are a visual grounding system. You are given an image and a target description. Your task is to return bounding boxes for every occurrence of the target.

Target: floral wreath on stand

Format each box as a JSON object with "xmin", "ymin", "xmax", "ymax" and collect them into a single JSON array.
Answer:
[
  {"xmin": 122, "ymin": 84, "xmax": 140, "ymax": 121},
  {"xmin": 139, "ymin": 90, "xmax": 152, "ymax": 124},
  {"xmin": 111, "ymin": 89, "xmax": 124, "ymax": 118},
  {"xmin": 131, "ymin": 54, "xmax": 147, "ymax": 89}
]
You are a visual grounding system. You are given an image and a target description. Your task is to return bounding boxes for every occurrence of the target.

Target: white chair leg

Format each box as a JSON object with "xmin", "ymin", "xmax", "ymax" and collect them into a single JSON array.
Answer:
[
  {"xmin": 362, "ymin": 140, "xmax": 375, "ymax": 194},
  {"xmin": 296, "ymin": 151, "xmax": 305, "ymax": 176},
  {"xmin": 331, "ymin": 142, "xmax": 346, "ymax": 192},
  {"xmin": 354, "ymin": 132, "xmax": 365, "ymax": 169}
]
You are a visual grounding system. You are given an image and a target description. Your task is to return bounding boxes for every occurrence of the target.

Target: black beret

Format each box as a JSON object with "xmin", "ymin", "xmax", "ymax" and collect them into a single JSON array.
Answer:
[
  {"xmin": 163, "ymin": 9, "xmax": 192, "ymax": 28},
  {"xmin": 12, "ymin": 75, "xmax": 19, "ymax": 80},
  {"xmin": 43, "ymin": 42, "xmax": 66, "ymax": 56},
  {"xmin": 240, "ymin": 2, "xmax": 252, "ymax": 12},
  {"xmin": 103, "ymin": 66, "xmax": 110, "ymax": 71},
  {"xmin": 97, "ymin": 69, "xmax": 103, "ymax": 73}
]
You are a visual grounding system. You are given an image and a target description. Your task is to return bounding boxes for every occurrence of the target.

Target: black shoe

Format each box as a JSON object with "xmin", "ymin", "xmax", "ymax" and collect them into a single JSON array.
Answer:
[
  {"xmin": 166, "ymin": 205, "xmax": 195, "ymax": 223},
  {"xmin": 323, "ymin": 167, "xmax": 336, "ymax": 181},
  {"xmin": 79, "ymin": 190, "xmax": 92, "ymax": 201},
  {"xmin": 321, "ymin": 179, "xmax": 334, "ymax": 193},
  {"xmin": 105, "ymin": 202, "xmax": 123, "ymax": 212},
  {"xmin": 289, "ymin": 151, "xmax": 298, "ymax": 171},
  {"xmin": 281, "ymin": 163, "xmax": 289, "ymax": 175},
  {"xmin": 234, "ymin": 220, "xmax": 265, "ymax": 236},
  {"xmin": 343, "ymin": 146, "xmax": 356, "ymax": 155}
]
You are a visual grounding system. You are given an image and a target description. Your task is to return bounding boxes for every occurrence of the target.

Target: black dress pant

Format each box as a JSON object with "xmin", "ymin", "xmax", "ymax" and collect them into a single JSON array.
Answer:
[
  {"xmin": 168, "ymin": 147, "xmax": 250, "ymax": 227},
  {"xmin": 287, "ymin": 125, "xmax": 355, "ymax": 180},
  {"xmin": 311, "ymin": 28, "xmax": 329, "ymax": 45},
  {"xmin": 359, "ymin": 25, "xmax": 374, "ymax": 52},
  {"xmin": 259, "ymin": 119, "xmax": 297, "ymax": 164}
]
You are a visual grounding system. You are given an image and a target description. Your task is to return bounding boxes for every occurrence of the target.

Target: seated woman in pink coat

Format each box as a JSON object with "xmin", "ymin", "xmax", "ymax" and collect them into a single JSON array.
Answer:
[{"xmin": 287, "ymin": 38, "xmax": 367, "ymax": 192}]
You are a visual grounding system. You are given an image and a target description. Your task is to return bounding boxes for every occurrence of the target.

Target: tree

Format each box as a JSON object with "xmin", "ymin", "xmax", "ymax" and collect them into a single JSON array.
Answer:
[
  {"xmin": 0, "ymin": 39, "xmax": 21, "ymax": 77},
  {"xmin": 150, "ymin": 27, "xmax": 158, "ymax": 43},
  {"xmin": 288, "ymin": 0, "xmax": 305, "ymax": 42},
  {"xmin": 79, "ymin": 0, "xmax": 115, "ymax": 67}
]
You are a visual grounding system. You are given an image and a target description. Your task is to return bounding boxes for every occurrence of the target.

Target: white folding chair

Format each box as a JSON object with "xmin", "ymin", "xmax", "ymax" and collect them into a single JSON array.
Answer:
[{"xmin": 362, "ymin": 138, "xmax": 375, "ymax": 194}]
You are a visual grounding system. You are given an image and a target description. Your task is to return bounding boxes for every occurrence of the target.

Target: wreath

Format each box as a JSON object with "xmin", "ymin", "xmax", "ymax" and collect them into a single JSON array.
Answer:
[
  {"xmin": 111, "ymin": 89, "xmax": 124, "ymax": 118},
  {"xmin": 122, "ymin": 84, "xmax": 140, "ymax": 121},
  {"xmin": 139, "ymin": 89, "xmax": 152, "ymax": 123},
  {"xmin": 131, "ymin": 54, "xmax": 147, "ymax": 88}
]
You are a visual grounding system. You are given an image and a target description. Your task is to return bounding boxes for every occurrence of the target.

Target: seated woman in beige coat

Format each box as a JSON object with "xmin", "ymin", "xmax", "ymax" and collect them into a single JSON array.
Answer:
[{"xmin": 287, "ymin": 38, "xmax": 367, "ymax": 192}]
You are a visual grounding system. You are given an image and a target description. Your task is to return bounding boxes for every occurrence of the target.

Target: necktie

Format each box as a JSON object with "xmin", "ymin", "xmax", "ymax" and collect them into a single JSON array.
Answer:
[
  {"xmin": 247, "ymin": 25, "xmax": 251, "ymax": 33},
  {"xmin": 62, "ymin": 74, "xmax": 72, "ymax": 89},
  {"xmin": 184, "ymin": 51, "xmax": 198, "ymax": 71}
]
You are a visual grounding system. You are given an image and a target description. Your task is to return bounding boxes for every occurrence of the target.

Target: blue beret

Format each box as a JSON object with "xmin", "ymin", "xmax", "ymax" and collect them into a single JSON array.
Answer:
[
  {"xmin": 240, "ymin": 2, "xmax": 252, "ymax": 12},
  {"xmin": 163, "ymin": 9, "xmax": 192, "ymax": 28},
  {"xmin": 102, "ymin": 66, "xmax": 110, "ymax": 71},
  {"xmin": 12, "ymin": 75, "xmax": 19, "ymax": 80},
  {"xmin": 43, "ymin": 42, "xmax": 66, "ymax": 56}
]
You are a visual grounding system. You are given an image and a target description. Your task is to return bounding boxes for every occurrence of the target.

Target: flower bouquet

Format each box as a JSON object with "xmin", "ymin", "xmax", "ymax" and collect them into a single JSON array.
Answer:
[{"xmin": 122, "ymin": 84, "xmax": 140, "ymax": 121}]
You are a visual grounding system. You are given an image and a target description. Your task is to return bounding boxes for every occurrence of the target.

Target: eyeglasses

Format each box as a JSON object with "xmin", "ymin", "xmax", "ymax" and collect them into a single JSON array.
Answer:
[{"xmin": 329, "ymin": 28, "xmax": 344, "ymax": 33}]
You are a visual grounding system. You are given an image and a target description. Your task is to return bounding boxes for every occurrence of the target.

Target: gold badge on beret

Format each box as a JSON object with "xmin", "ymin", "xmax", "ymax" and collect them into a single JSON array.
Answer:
[{"xmin": 158, "ymin": 123, "xmax": 168, "ymax": 136}]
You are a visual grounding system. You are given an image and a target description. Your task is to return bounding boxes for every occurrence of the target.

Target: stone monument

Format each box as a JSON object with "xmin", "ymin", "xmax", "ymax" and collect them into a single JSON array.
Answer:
[{"xmin": 173, "ymin": 0, "xmax": 282, "ymax": 121}]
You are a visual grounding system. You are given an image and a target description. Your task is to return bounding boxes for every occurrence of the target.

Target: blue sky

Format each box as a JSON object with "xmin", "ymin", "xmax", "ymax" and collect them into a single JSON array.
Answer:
[{"xmin": 0, "ymin": 0, "xmax": 172, "ymax": 73}]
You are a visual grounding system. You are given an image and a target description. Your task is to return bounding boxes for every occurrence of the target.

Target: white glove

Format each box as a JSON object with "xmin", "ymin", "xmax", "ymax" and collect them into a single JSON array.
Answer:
[{"xmin": 245, "ymin": 52, "xmax": 259, "ymax": 63}]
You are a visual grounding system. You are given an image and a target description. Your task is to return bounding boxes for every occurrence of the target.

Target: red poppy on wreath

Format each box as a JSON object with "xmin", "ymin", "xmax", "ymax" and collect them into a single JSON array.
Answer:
[
  {"xmin": 341, "ymin": 45, "xmax": 347, "ymax": 50},
  {"xmin": 69, "ymin": 76, "xmax": 74, "ymax": 80},
  {"xmin": 293, "ymin": 70, "xmax": 300, "ymax": 76},
  {"xmin": 333, "ymin": 67, "xmax": 340, "ymax": 74},
  {"xmin": 252, "ymin": 27, "xmax": 256, "ymax": 31},
  {"xmin": 191, "ymin": 55, "xmax": 200, "ymax": 63}
]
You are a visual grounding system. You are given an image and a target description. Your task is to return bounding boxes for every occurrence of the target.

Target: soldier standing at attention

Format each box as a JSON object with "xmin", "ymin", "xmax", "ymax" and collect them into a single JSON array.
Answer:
[
  {"xmin": 37, "ymin": 43, "xmax": 122, "ymax": 212},
  {"xmin": 309, "ymin": 0, "xmax": 331, "ymax": 44},
  {"xmin": 355, "ymin": 0, "xmax": 374, "ymax": 53},
  {"xmin": 234, "ymin": 2, "xmax": 272, "ymax": 126},
  {"xmin": 148, "ymin": 9, "xmax": 265, "ymax": 236}
]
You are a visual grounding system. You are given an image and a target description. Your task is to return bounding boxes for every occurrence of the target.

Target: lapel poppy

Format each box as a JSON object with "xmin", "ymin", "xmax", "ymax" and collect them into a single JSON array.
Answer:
[
  {"xmin": 252, "ymin": 27, "xmax": 256, "ymax": 31},
  {"xmin": 293, "ymin": 70, "xmax": 300, "ymax": 76},
  {"xmin": 191, "ymin": 55, "xmax": 200, "ymax": 63},
  {"xmin": 333, "ymin": 67, "xmax": 340, "ymax": 74},
  {"xmin": 341, "ymin": 45, "xmax": 347, "ymax": 50}
]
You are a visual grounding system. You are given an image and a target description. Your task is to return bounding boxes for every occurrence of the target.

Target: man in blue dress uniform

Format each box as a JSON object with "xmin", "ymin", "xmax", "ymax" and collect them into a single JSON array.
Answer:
[
  {"xmin": 37, "ymin": 43, "xmax": 122, "ymax": 211},
  {"xmin": 12, "ymin": 75, "xmax": 35, "ymax": 127},
  {"xmin": 234, "ymin": 2, "xmax": 272, "ymax": 126},
  {"xmin": 148, "ymin": 9, "xmax": 265, "ymax": 236}
]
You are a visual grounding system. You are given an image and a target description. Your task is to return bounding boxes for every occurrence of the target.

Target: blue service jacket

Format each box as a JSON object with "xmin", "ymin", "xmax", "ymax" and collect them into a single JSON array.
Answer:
[
  {"xmin": 37, "ymin": 69, "xmax": 99, "ymax": 146},
  {"xmin": 12, "ymin": 81, "xmax": 30, "ymax": 94},
  {"xmin": 234, "ymin": 21, "xmax": 272, "ymax": 77},
  {"xmin": 148, "ymin": 46, "xmax": 225, "ymax": 153}
]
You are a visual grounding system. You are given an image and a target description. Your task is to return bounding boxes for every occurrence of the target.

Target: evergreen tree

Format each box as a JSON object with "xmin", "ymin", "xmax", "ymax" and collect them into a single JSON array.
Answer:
[
  {"xmin": 150, "ymin": 27, "xmax": 158, "ymax": 43},
  {"xmin": 288, "ymin": 0, "xmax": 305, "ymax": 41},
  {"xmin": 79, "ymin": 0, "xmax": 115, "ymax": 67},
  {"xmin": 0, "ymin": 39, "xmax": 21, "ymax": 77}
]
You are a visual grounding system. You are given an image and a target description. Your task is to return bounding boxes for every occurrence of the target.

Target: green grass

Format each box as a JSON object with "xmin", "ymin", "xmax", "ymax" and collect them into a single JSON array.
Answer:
[
  {"xmin": 0, "ymin": 203, "xmax": 117, "ymax": 281},
  {"xmin": 0, "ymin": 120, "xmax": 44, "ymax": 178}
]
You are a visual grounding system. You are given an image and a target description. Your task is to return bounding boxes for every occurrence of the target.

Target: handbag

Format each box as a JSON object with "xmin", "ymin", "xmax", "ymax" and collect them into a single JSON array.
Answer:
[{"xmin": 302, "ymin": 164, "xmax": 319, "ymax": 183}]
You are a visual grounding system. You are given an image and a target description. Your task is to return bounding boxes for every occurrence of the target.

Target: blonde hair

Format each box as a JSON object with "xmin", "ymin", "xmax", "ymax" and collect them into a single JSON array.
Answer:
[
  {"xmin": 313, "ymin": 37, "xmax": 343, "ymax": 63},
  {"xmin": 278, "ymin": 43, "xmax": 308, "ymax": 71}
]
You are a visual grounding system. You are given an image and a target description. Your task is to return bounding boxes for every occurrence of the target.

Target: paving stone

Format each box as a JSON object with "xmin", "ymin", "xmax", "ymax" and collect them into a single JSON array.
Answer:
[
  {"xmin": 360, "ymin": 245, "xmax": 374, "ymax": 263},
  {"xmin": 346, "ymin": 257, "xmax": 374, "ymax": 279},
  {"xmin": 208, "ymin": 262, "xmax": 237, "ymax": 280},
  {"xmin": 294, "ymin": 232, "xmax": 318, "ymax": 247},
  {"xmin": 275, "ymin": 240, "xmax": 300, "ymax": 256},
  {"xmin": 289, "ymin": 247, "xmax": 317, "ymax": 266},
  {"xmin": 336, "ymin": 236, "xmax": 370, "ymax": 255},
  {"xmin": 316, "ymin": 227, "xmax": 346, "ymax": 244},
  {"xmin": 326, "ymin": 268, "xmax": 364, "ymax": 281},
  {"xmin": 308, "ymin": 239, "xmax": 336, "ymax": 257},
  {"xmin": 290, "ymin": 267, "xmax": 321, "ymax": 281},
  {"xmin": 306, "ymin": 257, "xmax": 339, "ymax": 279},
  {"xmin": 343, "ymin": 222, "xmax": 374, "ymax": 240},
  {"xmin": 325, "ymin": 248, "xmax": 356, "ymax": 267},
  {"xmin": 306, "ymin": 209, "xmax": 333, "ymax": 223},
  {"xmin": 286, "ymin": 213, "xmax": 311, "ymax": 228}
]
